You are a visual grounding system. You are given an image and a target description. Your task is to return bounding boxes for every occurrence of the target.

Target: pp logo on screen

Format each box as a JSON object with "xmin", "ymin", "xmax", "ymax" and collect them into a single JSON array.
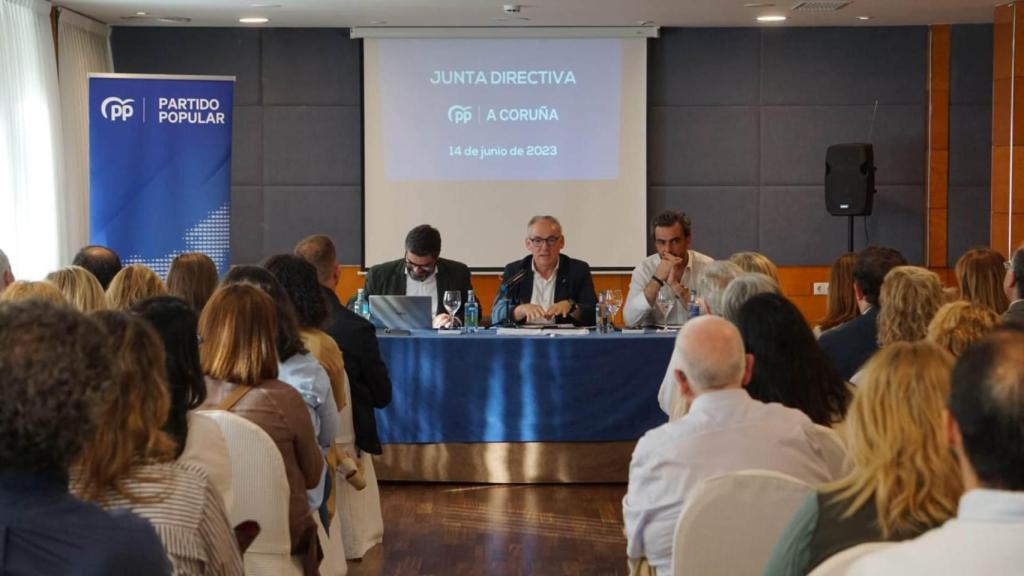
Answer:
[
  {"xmin": 447, "ymin": 105, "xmax": 473, "ymax": 125},
  {"xmin": 100, "ymin": 97, "xmax": 136, "ymax": 122}
]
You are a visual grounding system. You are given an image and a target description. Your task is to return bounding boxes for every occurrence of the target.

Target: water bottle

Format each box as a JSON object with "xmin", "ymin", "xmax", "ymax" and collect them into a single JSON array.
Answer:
[
  {"xmin": 355, "ymin": 288, "xmax": 370, "ymax": 320},
  {"xmin": 465, "ymin": 290, "xmax": 480, "ymax": 332},
  {"xmin": 688, "ymin": 291, "xmax": 701, "ymax": 320}
]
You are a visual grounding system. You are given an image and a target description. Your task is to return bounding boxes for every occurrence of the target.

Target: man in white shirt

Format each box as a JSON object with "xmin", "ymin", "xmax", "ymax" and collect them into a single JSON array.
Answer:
[
  {"xmin": 852, "ymin": 326, "xmax": 1024, "ymax": 575},
  {"xmin": 0, "ymin": 249, "xmax": 13, "ymax": 293},
  {"xmin": 623, "ymin": 316, "xmax": 839, "ymax": 575},
  {"xmin": 1003, "ymin": 243, "xmax": 1024, "ymax": 325},
  {"xmin": 623, "ymin": 210, "xmax": 713, "ymax": 327}
]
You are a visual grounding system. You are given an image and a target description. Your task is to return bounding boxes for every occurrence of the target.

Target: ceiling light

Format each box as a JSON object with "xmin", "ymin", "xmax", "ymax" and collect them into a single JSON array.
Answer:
[
  {"xmin": 856, "ymin": 16, "xmax": 872, "ymax": 20},
  {"xmin": 744, "ymin": 2, "xmax": 776, "ymax": 6},
  {"xmin": 249, "ymin": 3, "xmax": 281, "ymax": 7},
  {"xmin": 239, "ymin": 16, "xmax": 269, "ymax": 23},
  {"xmin": 757, "ymin": 15, "xmax": 788, "ymax": 22},
  {"xmin": 135, "ymin": 11, "xmax": 147, "ymax": 15},
  {"xmin": 369, "ymin": 20, "xmax": 387, "ymax": 25}
]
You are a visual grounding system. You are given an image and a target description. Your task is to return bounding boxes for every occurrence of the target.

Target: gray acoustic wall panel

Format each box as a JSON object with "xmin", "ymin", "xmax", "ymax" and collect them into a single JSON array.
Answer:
[
  {"xmin": 263, "ymin": 186, "xmax": 363, "ymax": 263},
  {"xmin": 230, "ymin": 186, "xmax": 264, "ymax": 265},
  {"xmin": 231, "ymin": 106, "xmax": 262, "ymax": 187},
  {"xmin": 647, "ymin": 187, "xmax": 759, "ymax": 258},
  {"xmin": 649, "ymin": 28, "xmax": 760, "ymax": 106},
  {"xmin": 648, "ymin": 107, "xmax": 760, "ymax": 186},
  {"xmin": 262, "ymin": 106, "xmax": 362, "ymax": 186},
  {"xmin": 262, "ymin": 29, "xmax": 361, "ymax": 106},
  {"xmin": 948, "ymin": 25, "xmax": 994, "ymax": 264}
]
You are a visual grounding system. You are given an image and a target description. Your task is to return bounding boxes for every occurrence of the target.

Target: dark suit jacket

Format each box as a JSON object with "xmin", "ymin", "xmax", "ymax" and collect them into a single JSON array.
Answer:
[
  {"xmin": 490, "ymin": 254, "xmax": 597, "ymax": 327},
  {"xmin": 1004, "ymin": 300, "xmax": 1024, "ymax": 326},
  {"xmin": 363, "ymin": 257, "xmax": 473, "ymax": 319},
  {"xmin": 321, "ymin": 286, "xmax": 392, "ymax": 455},
  {"xmin": 818, "ymin": 306, "xmax": 879, "ymax": 382}
]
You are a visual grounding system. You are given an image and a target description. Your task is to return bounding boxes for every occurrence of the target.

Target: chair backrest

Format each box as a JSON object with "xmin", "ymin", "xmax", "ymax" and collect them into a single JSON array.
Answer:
[
  {"xmin": 812, "ymin": 424, "xmax": 851, "ymax": 480},
  {"xmin": 671, "ymin": 469, "xmax": 814, "ymax": 576},
  {"xmin": 807, "ymin": 542, "xmax": 894, "ymax": 576},
  {"xmin": 199, "ymin": 410, "xmax": 293, "ymax": 555}
]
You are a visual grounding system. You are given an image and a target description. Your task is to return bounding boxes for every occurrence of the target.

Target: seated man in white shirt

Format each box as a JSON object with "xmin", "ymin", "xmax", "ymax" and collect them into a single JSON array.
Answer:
[
  {"xmin": 623, "ymin": 316, "xmax": 839, "ymax": 575},
  {"xmin": 623, "ymin": 210, "xmax": 714, "ymax": 327},
  {"xmin": 852, "ymin": 326, "xmax": 1024, "ymax": 575}
]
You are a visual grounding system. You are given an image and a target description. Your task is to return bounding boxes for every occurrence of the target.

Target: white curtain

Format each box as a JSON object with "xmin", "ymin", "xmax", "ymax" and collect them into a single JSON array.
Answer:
[
  {"xmin": 58, "ymin": 8, "xmax": 112, "ymax": 262},
  {"xmin": 0, "ymin": 0, "xmax": 65, "ymax": 280}
]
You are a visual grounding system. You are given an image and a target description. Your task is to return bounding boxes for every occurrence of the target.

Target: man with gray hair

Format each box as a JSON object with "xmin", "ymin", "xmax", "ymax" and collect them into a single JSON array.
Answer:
[
  {"xmin": 697, "ymin": 260, "xmax": 744, "ymax": 316},
  {"xmin": 624, "ymin": 316, "xmax": 839, "ymax": 575},
  {"xmin": 0, "ymin": 249, "xmax": 13, "ymax": 292}
]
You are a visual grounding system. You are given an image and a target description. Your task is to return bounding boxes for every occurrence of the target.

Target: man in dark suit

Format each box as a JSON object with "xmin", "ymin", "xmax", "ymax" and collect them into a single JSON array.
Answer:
[
  {"xmin": 295, "ymin": 234, "xmax": 392, "ymax": 456},
  {"xmin": 363, "ymin": 224, "xmax": 473, "ymax": 328},
  {"xmin": 1004, "ymin": 243, "xmax": 1024, "ymax": 326},
  {"xmin": 819, "ymin": 245, "xmax": 907, "ymax": 381},
  {"xmin": 491, "ymin": 215, "xmax": 597, "ymax": 327}
]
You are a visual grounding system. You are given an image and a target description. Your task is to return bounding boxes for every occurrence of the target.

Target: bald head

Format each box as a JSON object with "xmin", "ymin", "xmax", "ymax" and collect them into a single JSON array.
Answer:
[
  {"xmin": 676, "ymin": 316, "xmax": 748, "ymax": 392},
  {"xmin": 72, "ymin": 245, "xmax": 122, "ymax": 290}
]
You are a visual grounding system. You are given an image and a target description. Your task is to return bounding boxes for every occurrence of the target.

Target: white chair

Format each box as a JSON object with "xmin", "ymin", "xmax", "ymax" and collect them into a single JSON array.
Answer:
[
  {"xmin": 812, "ymin": 424, "xmax": 852, "ymax": 480},
  {"xmin": 200, "ymin": 410, "xmax": 303, "ymax": 576},
  {"xmin": 314, "ymin": 510, "xmax": 347, "ymax": 576},
  {"xmin": 671, "ymin": 470, "xmax": 814, "ymax": 576},
  {"xmin": 807, "ymin": 542, "xmax": 894, "ymax": 576},
  {"xmin": 333, "ymin": 372, "xmax": 384, "ymax": 560}
]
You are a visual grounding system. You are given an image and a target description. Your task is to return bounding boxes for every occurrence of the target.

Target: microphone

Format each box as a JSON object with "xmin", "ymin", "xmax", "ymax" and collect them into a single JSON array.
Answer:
[{"xmin": 502, "ymin": 268, "xmax": 528, "ymax": 288}]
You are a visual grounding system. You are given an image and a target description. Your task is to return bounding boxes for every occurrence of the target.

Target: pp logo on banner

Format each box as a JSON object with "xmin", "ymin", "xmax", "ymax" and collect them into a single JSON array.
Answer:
[
  {"xmin": 101, "ymin": 97, "xmax": 136, "ymax": 122},
  {"xmin": 447, "ymin": 105, "xmax": 473, "ymax": 125}
]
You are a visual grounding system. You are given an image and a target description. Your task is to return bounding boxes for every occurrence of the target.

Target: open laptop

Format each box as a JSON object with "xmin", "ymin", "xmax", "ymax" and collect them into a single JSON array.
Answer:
[{"xmin": 368, "ymin": 295, "xmax": 433, "ymax": 330}]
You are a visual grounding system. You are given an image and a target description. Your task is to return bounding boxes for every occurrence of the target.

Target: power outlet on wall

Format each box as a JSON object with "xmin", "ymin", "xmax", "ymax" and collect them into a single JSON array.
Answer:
[{"xmin": 813, "ymin": 282, "xmax": 830, "ymax": 296}]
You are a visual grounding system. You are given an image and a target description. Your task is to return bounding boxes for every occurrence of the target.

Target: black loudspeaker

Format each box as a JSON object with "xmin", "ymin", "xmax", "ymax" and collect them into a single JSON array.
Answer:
[{"xmin": 825, "ymin": 143, "xmax": 876, "ymax": 216}]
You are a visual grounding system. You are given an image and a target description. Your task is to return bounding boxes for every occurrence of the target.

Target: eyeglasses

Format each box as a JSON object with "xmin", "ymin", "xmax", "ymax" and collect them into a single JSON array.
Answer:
[
  {"xmin": 528, "ymin": 236, "xmax": 561, "ymax": 247},
  {"xmin": 405, "ymin": 259, "xmax": 437, "ymax": 273}
]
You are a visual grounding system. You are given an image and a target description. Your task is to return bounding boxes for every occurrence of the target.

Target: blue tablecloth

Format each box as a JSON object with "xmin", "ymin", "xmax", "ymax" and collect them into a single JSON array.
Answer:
[{"xmin": 376, "ymin": 330, "xmax": 675, "ymax": 443}]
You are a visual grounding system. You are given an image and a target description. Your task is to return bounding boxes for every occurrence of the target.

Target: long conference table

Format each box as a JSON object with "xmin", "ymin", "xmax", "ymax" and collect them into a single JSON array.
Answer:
[{"xmin": 372, "ymin": 329, "xmax": 675, "ymax": 483}]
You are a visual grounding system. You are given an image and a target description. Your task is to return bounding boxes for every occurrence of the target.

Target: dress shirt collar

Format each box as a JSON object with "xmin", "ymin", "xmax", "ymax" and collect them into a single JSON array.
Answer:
[
  {"xmin": 687, "ymin": 387, "xmax": 751, "ymax": 414},
  {"xmin": 533, "ymin": 259, "xmax": 559, "ymax": 280},
  {"xmin": 958, "ymin": 488, "xmax": 1024, "ymax": 522}
]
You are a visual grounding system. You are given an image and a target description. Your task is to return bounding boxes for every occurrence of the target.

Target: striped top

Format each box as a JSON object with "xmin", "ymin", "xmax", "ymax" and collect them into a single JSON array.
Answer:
[{"xmin": 77, "ymin": 461, "xmax": 244, "ymax": 576}]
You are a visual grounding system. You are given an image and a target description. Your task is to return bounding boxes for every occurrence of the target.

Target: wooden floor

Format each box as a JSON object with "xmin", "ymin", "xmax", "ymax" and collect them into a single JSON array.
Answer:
[{"xmin": 347, "ymin": 482, "xmax": 629, "ymax": 576}]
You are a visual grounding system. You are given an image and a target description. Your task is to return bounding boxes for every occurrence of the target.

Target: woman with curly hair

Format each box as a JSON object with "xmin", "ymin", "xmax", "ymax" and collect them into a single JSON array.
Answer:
[
  {"xmin": 46, "ymin": 265, "xmax": 106, "ymax": 312},
  {"xmin": 73, "ymin": 311, "xmax": 242, "ymax": 576},
  {"xmin": 927, "ymin": 300, "xmax": 1000, "ymax": 357},
  {"xmin": 955, "ymin": 247, "xmax": 1010, "ymax": 314},
  {"xmin": 106, "ymin": 264, "xmax": 166, "ymax": 310},
  {"xmin": 764, "ymin": 341, "xmax": 963, "ymax": 576},
  {"xmin": 876, "ymin": 266, "xmax": 946, "ymax": 347}
]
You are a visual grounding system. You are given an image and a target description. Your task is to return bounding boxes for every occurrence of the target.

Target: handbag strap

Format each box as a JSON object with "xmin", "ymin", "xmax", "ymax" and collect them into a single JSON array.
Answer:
[{"xmin": 217, "ymin": 384, "xmax": 252, "ymax": 411}]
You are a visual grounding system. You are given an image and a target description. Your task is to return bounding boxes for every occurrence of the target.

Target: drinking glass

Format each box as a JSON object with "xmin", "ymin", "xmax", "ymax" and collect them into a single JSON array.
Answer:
[
  {"xmin": 443, "ymin": 290, "xmax": 462, "ymax": 330},
  {"xmin": 604, "ymin": 289, "xmax": 623, "ymax": 330},
  {"xmin": 655, "ymin": 289, "xmax": 675, "ymax": 331}
]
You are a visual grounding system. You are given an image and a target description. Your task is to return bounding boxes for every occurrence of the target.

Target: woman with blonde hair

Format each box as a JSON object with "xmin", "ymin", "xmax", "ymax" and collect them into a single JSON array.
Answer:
[
  {"xmin": 199, "ymin": 284, "xmax": 323, "ymax": 575},
  {"xmin": 955, "ymin": 247, "xmax": 1010, "ymax": 314},
  {"xmin": 0, "ymin": 280, "xmax": 65, "ymax": 303},
  {"xmin": 816, "ymin": 253, "xmax": 858, "ymax": 335},
  {"xmin": 72, "ymin": 311, "xmax": 242, "ymax": 576},
  {"xmin": 46, "ymin": 265, "xmax": 106, "ymax": 312},
  {"xmin": 106, "ymin": 264, "xmax": 166, "ymax": 310},
  {"xmin": 167, "ymin": 252, "xmax": 220, "ymax": 312},
  {"xmin": 876, "ymin": 266, "xmax": 945, "ymax": 347},
  {"xmin": 764, "ymin": 341, "xmax": 963, "ymax": 575},
  {"xmin": 927, "ymin": 300, "xmax": 1000, "ymax": 357},
  {"xmin": 728, "ymin": 251, "xmax": 781, "ymax": 283}
]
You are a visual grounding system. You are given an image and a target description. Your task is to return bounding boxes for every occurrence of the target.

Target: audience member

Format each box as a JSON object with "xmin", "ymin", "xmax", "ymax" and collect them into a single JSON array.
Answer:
[
  {"xmin": 223, "ymin": 265, "xmax": 341, "ymax": 508},
  {"xmin": 46, "ymin": 265, "xmax": 106, "ymax": 312},
  {"xmin": 106, "ymin": 264, "xmax": 166, "ymax": 310},
  {"xmin": 1004, "ymin": 243, "xmax": 1024, "ymax": 325},
  {"xmin": 0, "ymin": 280, "xmax": 64, "ymax": 303},
  {"xmin": 624, "ymin": 210, "xmax": 714, "ymax": 327},
  {"xmin": 729, "ymin": 251, "xmax": 780, "ymax": 283},
  {"xmin": 364, "ymin": 224, "xmax": 473, "ymax": 328},
  {"xmin": 876, "ymin": 266, "xmax": 945, "ymax": 348},
  {"xmin": 0, "ymin": 300, "xmax": 170, "ymax": 575},
  {"xmin": 73, "ymin": 311, "xmax": 242, "ymax": 576},
  {"xmin": 0, "ymin": 248, "xmax": 13, "ymax": 292},
  {"xmin": 166, "ymin": 252, "xmax": 220, "ymax": 312},
  {"xmin": 819, "ymin": 245, "xmax": 907, "ymax": 381},
  {"xmin": 815, "ymin": 252, "xmax": 858, "ymax": 336},
  {"xmin": 697, "ymin": 260, "xmax": 743, "ymax": 316},
  {"xmin": 852, "ymin": 327, "xmax": 1024, "ymax": 574},
  {"xmin": 718, "ymin": 272, "xmax": 779, "ymax": 324},
  {"xmin": 955, "ymin": 247, "xmax": 1010, "ymax": 314},
  {"xmin": 492, "ymin": 215, "xmax": 598, "ymax": 326},
  {"xmin": 764, "ymin": 341, "xmax": 961, "ymax": 576},
  {"xmin": 735, "ymin": 293, "xmax": 851, "ymax": 426},
  {"xmin": 199, "ymin": 284, "xmax": 323, "ymax": 574},
  {"xmin": 72, "ymin": 245, "xmax": 123, "ymax": 290},
  {"xmin": 131, "ymin": 296, "xmax": 233, "ymax": 512},
  {"xmin": 927, "ymin": 301, "xmax": 1000, "ymax": 357},
  {"xmin": 293, "ymin": 236, "xmax": 392, "ymax": 456},
  {"xmin": 623, "ymin": 316, "xmax": 840, "ymax": 575}
]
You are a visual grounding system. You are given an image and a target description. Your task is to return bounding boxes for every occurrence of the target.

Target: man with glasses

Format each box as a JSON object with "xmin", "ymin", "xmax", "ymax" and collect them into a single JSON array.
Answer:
[
  {"xmin": 1004, "ymin": 243, "xmax": 1024, "ymax": 325},
  {"xmin": 623, "ymin": 210, "xmax": 714, "ymax": 327},
  {"xmin": 491, "ymin": 215, "xmax": 597, "ymax": 326},
  {"xmin": 364, "ymin": 224, "xmax": 473, "ymax": 327}
]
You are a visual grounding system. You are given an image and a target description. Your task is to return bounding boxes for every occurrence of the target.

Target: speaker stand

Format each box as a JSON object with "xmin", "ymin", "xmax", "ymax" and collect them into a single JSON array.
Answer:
[{"xmin": 847, "ymin": 215, "xmax": 855, "ymax": 253}]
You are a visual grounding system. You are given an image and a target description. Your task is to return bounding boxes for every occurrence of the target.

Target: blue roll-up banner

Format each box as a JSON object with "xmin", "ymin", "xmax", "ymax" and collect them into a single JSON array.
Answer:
[{"xmin": 89, "ymin": 73, "xmax": 234, "ymax": 276}]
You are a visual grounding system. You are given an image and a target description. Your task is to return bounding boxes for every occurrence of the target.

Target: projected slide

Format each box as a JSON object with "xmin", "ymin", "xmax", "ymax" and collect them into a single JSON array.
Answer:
[{"xmin": 377, "ymin": 39, "xmax": 622, "ymax": 181}]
